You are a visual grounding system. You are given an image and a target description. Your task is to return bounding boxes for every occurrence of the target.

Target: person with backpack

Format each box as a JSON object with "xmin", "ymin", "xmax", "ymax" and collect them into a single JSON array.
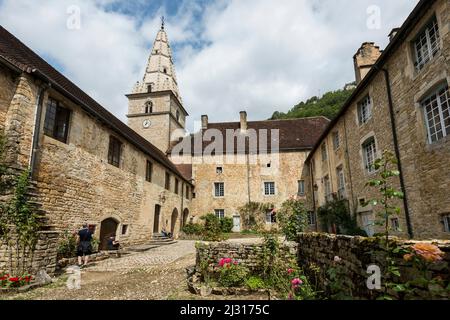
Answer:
[{"xmin": 77, "ymin": 223, "xmax": 93, "ymax": 268}]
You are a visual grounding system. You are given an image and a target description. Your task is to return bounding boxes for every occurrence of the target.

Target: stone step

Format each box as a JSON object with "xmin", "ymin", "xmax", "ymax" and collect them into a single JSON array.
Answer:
[{"xmin": 148, "ymin": 240, "xmax": 177, "ymax": 246}]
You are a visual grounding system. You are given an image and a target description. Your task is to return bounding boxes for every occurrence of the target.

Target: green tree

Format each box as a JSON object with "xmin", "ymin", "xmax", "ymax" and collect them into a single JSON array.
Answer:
[
  {"xmin": 277, "ymin": 198, "xmax": 308, "ymax": 241},
  {"xmin": 270, "ymin": 87, "xmax": 354, "ymax": 120}
]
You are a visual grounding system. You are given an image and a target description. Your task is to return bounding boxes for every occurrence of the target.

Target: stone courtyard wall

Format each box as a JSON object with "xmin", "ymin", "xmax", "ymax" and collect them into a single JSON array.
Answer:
[
  {"xmin": 0, "ymin": 230, "xmax": 59, "ymax": 276},
  {"xmin": 298, "ymin": 233, "xmax": 450, "ymax": 299},
  {"xmin": 195, "ymin": 241, "xmax": 298, "ymax": 273}
]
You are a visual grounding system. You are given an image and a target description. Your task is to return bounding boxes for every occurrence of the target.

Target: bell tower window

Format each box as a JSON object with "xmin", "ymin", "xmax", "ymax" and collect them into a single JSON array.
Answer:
[
  {"xmin": 144, "ymin": 101, "xmax": 153, "ymax": 114},
  {"xmin": 147, "ymin": 84, "xmax": 153, "ymax": 93}
]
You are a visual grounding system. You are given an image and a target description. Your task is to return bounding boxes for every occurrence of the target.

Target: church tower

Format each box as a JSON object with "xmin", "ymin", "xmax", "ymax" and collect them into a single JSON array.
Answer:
[{"xmin": 126, "ymin": 19, "xmax": 188, "ymax": 153}]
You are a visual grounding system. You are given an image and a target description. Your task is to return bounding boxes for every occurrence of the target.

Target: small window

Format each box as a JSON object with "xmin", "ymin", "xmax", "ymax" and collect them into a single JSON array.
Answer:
[
  {"xmin": 298, "ymin": 180, "xmax": 305, "ymax": 196},
  {"xmin": 333, "ymin": 131, "xmax": 340, "ymax": 150},
  {"xmin": 214, "ymin": 182, "xmax": 224, "ymax": 197},
  {"xmin": 147, "ymin": 84, "xmax": 153, "ymax": 93},
  {"xmin": 146, "ymin": 161, "xmax": 153, "ymax": 182},
  {"xmin": 44, "ymin": 98, "xmax": 71, "ymax": 143},
  {"xmin": 358, "ymin": 95, "xmax": 372, "ymax": 125},
  {"xmin": 414, "ymin": 17, "xmax": 440, "ymax": 71},
  {"xmin": 145, "ymin": 101, "xmax": 153, "ymax": 114},
  {"xmin": 264, "ymin": 182, "xmax": 276, "ymax": 196},
  {"xmin": 391, "ymin": 218, "xmax": 400, "ymax": 231},
  {"xmin": 175, "ymin": 178, "xmax": 179, "ymax": 195},
  {"xmin": 192, "ymin": 192, "xmax": 196, "ymax": 199},
  {"xmin": 337, "ymin": 166, "xmax": 346, "ymax": 199},
  {"xmin": 163, "ymin": 67, "xmax": 168, "ymax": 74},
  {"xmin": 216, "ymin": 167, "xmax": 223, "ymax": 174},
  {"xmin": 362, "ymin": 137, "xmax": 377, "ymax": 173},
  {"xmin": 308, "ymin": 211, "xmax": 316, "ymax": 226},
  {"xmin": 165, "ymin": 172, "xmax": 171, "ymax": 190},
  {"xmin": 215, "ymin": 209, "xmax": 225, "ymax": 219},
  {"xmin": 121, "ymin": 225, "xmax": 129, "ymax": 235},
  {"xmin": 422, "ymin": 85, "xmax": 450, "ymax": 144},
  {"xmin": 359, "ymin": 198, "xmax": 366, "ymax": 207},
  {"xmin": 442, "ymin": 214, "xmax": 450, "ymax": 233},
  {"xmin": 108, "ymin": 136, "xmax": 122, "ymax": 168},
  {"xmin": 185, "ymin": 185, "xmax": 190, "ymax": 200},
  {"xmin": 176, "ymin": 109, "xmax": 180, "ymax": 122},
  {"xmin": 321, "ymin": 143, "xmax": 327, "ymax": 161},
  {"xmin": 267, "ymin": 163, "xmax": 272, "ymax": 168}
]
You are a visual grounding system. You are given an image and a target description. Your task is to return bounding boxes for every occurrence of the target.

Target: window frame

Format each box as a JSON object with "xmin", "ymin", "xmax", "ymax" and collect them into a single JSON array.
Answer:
[
  {"xmin": 336, "ymin": 166, "xmax": 346, "ymax": 199},
  {"xmin": 324, "ymin": 175, "xmax": 332, "ymax": 202},
  {"xmin": 308, "ymin": 211, "xmax": 316, "ymax": 226},
  {"xmin": 321, "ymin": 143, "xmax": 328, "ymax": 161},
  {"xmin": 43, "ymin": 98, "xmax": 71, "ymax": 144},
  {"xmin": 333, "ymin": 131, "xmax": 340, "ymax": 151},
  {"xmin": 264, "ymin": 182, "xmax": 276, "ymax": 196},
  {"xmin": 413, "ymin": 16, "xmax": 441, "ymax": 72},
  {"xmin": 145, "ymin": 160, "xmax": 153, "ymax": 182},
  {"xmin": 214, "ymin": 182, "xmax": 225, "ymax": 197},
  {"xmin": 422, "ymin": 85, "xmax": 450, "ymax": 144},
  {"xmin": 215, "ymin": 209, "xmax": 225, "ymax": 220},
  {"xmin": 108, "ymin": 136, "xmax": 122, "ymax": 168},
  {"xmin": 358, "ymin": 95, "xmax": 373, "ymax": 125},
  {"xmin": 362, "ymin": 137, "xmax": 377, "ymax": 173},
  {"xmin": 298, "ymin": 180, "xmax": 305, "ymax": 196},
  {"xmin": 443, "ymin": 214, "xmax": 450, "ymax": 233},
  {"xmin": 165, "ymin": 172, "xmax": 171, "ymax": 190}
]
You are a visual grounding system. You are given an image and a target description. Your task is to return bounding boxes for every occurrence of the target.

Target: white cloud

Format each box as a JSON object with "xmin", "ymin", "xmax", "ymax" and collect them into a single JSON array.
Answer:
[{"xmin": 0, "ymin": 0, "xmax": 419, "ymax": 132}]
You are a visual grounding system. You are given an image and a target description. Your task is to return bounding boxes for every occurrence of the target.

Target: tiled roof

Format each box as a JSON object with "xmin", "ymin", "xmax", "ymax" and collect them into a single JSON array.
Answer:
[
  {"xmin": 0, "ymin": 26, "xmax": 191, "ymax": 185},
  {"xmin": 176, "ymin": 117, "xmax": 329, "ymax": 155}
]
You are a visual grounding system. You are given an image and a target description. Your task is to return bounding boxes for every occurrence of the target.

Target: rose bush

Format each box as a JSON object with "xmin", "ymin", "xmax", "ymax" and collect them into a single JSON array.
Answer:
[
  {"xmin": 0, "ymin": 272, "xmax": 33, "ymax": 288},
  {"xmin": 217, "ymin": 258, "xmax": 249, "ymax": 287}
]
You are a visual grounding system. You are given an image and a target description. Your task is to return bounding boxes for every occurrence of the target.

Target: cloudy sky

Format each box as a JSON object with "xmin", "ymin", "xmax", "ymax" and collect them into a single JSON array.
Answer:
[{"xmin": 0, "ymin": 0, "xmax": 418, "ymax": 131}]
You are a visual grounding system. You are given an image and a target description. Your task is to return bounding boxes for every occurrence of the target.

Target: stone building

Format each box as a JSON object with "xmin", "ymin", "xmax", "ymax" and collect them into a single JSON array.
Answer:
[
  {"xmin": 0, "ymin": 26, "xmax": 192, "ymax": 253},
  {"xmin": 304, "ymin": 0, "xmax": 450, "ymax": 240}
]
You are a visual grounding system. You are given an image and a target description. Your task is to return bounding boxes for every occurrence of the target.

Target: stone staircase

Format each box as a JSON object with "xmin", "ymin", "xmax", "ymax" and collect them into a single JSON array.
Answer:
[{"xmin": 126, "ymin": 233, "xmax": 177, "ymax": 253}]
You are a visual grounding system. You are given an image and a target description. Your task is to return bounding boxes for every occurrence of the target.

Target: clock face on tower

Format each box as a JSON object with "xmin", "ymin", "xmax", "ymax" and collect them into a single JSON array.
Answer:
[{"xmin": 142, "ymin": 119, "xmax": 151, "ymax": 129}]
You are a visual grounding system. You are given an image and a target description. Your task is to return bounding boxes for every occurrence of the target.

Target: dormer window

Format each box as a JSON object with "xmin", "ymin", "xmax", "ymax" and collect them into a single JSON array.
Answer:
[{"xmin": 414, "ymin": 16, "xmax": 440, "ymax": 71}]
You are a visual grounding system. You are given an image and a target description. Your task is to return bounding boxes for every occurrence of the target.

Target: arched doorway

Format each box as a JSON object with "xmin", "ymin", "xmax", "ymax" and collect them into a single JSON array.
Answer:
[
  {"xmin": 99, "ymin": 218, "xmax": 119, "ymax": 250},
  {"xmin": 182, "ymin": 208, "xmax": 189, "ymax": 228},
  {"xmin": 171, "ymin": 208, "xmax": 179, "ymax": 234}
]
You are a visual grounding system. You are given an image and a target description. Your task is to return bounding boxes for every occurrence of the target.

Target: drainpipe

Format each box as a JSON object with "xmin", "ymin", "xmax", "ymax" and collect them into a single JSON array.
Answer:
[
  {"xmin": 246, "ymin": 137, "xmax": 251, "ymax": 204},
  {"xmin": 308, "ymin": 159, "xmax": 318, "ymax": 232},
  {"xmin": 29, "ymin": 83, "xmax": 49, "ymax": 178},
  {"xmin": 342, "ymin": 116, "xmax": 356, "ymax": 216},
  {"xmin": 379, "ymin": 67, "xmax": 414, "ymax": 239}
]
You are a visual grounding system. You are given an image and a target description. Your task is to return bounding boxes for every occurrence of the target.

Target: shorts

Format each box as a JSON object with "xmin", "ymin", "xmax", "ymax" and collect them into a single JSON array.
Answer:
[{"xmin": 77, "ymin": 241, "xmax": 92, "ymax": 256}]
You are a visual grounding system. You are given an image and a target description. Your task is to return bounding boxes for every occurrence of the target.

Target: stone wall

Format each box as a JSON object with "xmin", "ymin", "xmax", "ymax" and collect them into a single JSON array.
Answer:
[
  {"xmin": 297, "ymin": 233, "xmax": 450, "ymax": 299},
  {"xmin": 0, "ymin": 231, "xmax": 59, "ymax": 276},
  {"xmin": 195, "ymin": 241, "xmax": 298, "ymax": 273},
  {"xmin": 191, "ymin": 151, "xmax": 309, "ymax": 226},
  {"xmin": 306, "ymin": 0, "xmax": 450, "ymax": 240}
]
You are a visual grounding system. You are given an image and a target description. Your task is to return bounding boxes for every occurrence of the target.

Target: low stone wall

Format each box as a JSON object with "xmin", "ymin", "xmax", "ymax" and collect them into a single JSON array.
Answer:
[
  {"xmin": 195, "ymin": 241, "xmax": 297, "ymax": 273},
  {"xmin": 297, "ymin": 233, "xmax": 450, "ymax": 299},
  {"xmin": 0, "ymin": 230, "xmax": 59, "ymax": 276}
]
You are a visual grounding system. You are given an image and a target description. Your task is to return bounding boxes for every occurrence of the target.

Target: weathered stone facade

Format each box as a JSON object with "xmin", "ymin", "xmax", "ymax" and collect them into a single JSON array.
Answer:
[
  {"xmin": 305, "ymin": 0, "xmax": 450, "ymax": 240},
  {"xmin": 297, "ymin": 233, "xmax": 450, "ymax": 299}
]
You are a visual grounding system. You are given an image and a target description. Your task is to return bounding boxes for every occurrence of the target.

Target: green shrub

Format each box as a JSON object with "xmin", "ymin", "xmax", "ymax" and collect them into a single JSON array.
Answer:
[
  {"xmin": 182, "ymin": 223, "xmax": 204, "ymax": 235},
  {"xmin": 317, "ymin": 200, "xmax": 367, "ymax": 236},
  {"xmin": 246, "ymin": 276, "xmax": 266, "ymax": 291},
  {"xmin": 217, "ymin": 258, "xmax": 249, "ymax": 287},
  {"xmin": 220, "ymin": 217, "xmax": 233, "ymax": 233},
  {"xmin": 277, "ymin": 198, "xmax": 308, "ymax": 241},
  {"xmin": 201, "ymin": 214, "xmax": 223, "ymax": 241},
  {"xmin": 57, "ymin": 230, "xmax": 77, "ymax": 259}
]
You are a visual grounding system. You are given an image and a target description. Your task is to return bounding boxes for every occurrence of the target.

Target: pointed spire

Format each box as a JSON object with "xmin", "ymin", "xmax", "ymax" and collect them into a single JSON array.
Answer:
[{"xmin": 132, "ymin": 20, "xmax": 182, "ymax": 102}]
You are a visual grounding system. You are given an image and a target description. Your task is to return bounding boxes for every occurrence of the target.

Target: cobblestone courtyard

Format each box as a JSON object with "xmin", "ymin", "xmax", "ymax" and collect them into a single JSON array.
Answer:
[{"xmin": 2, "ymin": 239, "xmax": 268, "ymax": 300}]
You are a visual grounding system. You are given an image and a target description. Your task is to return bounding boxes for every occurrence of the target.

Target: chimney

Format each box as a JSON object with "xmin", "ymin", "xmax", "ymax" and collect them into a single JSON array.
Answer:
[
  {"xmin": 240, "ymin": 111, "xmax": 248, "ymax": 132},
  {"xmin": 353, "ymin": 42, "xmax": 382, "ymax": 84},
  {"xmin": 201, "ymin": 115, "xmax": 208, "ymax": 130},
  {"xmin": 389, "ymin": 28, "xmax": 400, "ymax": 42}
]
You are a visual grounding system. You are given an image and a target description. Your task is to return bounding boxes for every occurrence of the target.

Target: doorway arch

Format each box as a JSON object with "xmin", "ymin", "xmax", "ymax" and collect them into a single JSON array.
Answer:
[
  {"xmin": 182, "ymin": 208, "xmax": 189, "ymax": 228},
  {"xmin": 99, "ymin": 218, "xmax": 119, "ymax": 250},
  {"xmin": 171, "ymin": 208, "xmax": 179, "ymax": 234}
]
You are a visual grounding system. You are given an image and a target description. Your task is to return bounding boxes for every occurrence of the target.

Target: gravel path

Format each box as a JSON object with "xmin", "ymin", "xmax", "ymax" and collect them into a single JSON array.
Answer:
[{"xmin": 2, "ymin": 239, "xmax": 268, "ymax": 300}]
